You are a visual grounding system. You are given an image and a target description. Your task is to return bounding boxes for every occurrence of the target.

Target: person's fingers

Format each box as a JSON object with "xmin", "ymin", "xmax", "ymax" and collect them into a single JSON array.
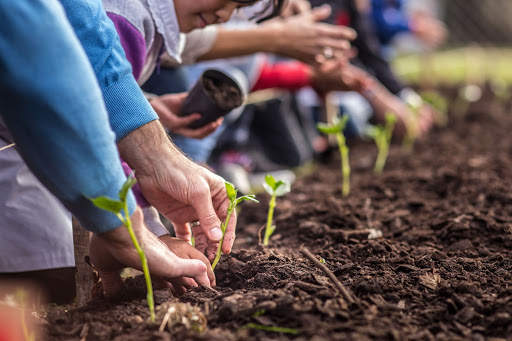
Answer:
[
  {"xmin": 189, "ymin": 185, "xmax": 223, "ymax": 243},
  {"xmin": 179, "ymin": 118, "xmax": 223, "ymax": 139},
  {"xmin": 96, "ymin": 270, "xmax": 124, "ymax": 298},
  {"xmin": 206, "ymin": 242, "xmax": 219, "ymax": 263},
  {"xmin": 309, "ymin": 4, "xmax": 331, "ymax": 22},
  {"xmin": 192, "ymin": 225, "xmax": 209, "ymax": 254},
  {"xmin": 316, "ymin": 24, "xmax": 357, "ymax": 43},
  {"xmin": 221, "ymin": 208, "xmax": 237, "ymax": 254},
  {"xmin": 174, "ymin": 222, "xmax": 192, "ymax": 244},
  {"xmin": 173, "ymin": 113, "xmax": 202, "ymax": 127},
  {"xmin": 169, "ymin": 257, "xmax": 210, "ymax": 287}
]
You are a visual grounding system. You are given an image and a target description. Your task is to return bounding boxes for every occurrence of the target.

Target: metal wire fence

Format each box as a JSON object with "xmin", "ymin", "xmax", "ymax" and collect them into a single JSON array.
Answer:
[{"xmin": 435, "ymin": 0, "xmax": 512, "ymax": 46}]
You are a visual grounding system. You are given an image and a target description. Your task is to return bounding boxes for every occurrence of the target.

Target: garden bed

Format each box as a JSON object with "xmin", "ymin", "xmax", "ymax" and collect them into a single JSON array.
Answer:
[{"xmin": 46, "ymin": 85, "xmax": 512, "ymax": 340}]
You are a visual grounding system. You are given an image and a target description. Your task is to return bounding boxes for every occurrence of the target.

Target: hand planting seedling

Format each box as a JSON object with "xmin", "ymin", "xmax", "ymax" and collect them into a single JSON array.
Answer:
[
  {"xmin": 420, "ymin": 90, "xmax": 448, "ymax": 127},
  {"xmin": 317, "ymin": 115, "xmax": 351, "ymax": 196},
  {"xmin": 211, "ymin": 181, "xmax": 258, "ymax": 270},
  {"xmin": 366, "ymin": 113, "xmax": 396, "ymax": 175},
  {"xmin": 262, "ymin": 174, "xmax": 291, "ymax": 246},
  {"xmin": 89, "ymin": 174, "xmax": 155, "ymax": 322}
]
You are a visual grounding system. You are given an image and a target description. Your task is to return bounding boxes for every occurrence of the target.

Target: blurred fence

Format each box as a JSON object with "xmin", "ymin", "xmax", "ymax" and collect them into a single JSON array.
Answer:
[{"xmin": 440, "ymin": 0, "xmax": 512, "ymax": 46}]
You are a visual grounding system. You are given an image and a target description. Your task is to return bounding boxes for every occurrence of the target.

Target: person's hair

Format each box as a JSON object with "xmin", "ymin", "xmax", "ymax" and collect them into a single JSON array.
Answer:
[{"xmin": 234, "ymin": 0, "xmax": 286, "ymax": 23}]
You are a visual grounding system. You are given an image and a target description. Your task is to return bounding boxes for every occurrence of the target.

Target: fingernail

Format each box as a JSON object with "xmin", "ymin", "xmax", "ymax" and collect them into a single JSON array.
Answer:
[{"xmin": 209, "ymin": 227, "xmax": 223, "ymax": 240}]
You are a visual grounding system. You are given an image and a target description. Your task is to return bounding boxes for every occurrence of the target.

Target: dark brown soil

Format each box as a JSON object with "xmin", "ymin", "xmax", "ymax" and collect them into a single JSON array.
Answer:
[
  {"xmin": 204, "ymin": 75, "xmax": 242, "ymax": 111},
  {"xmin": 45, "ymin": 84, "xmax": 512, "ymax": 340}
]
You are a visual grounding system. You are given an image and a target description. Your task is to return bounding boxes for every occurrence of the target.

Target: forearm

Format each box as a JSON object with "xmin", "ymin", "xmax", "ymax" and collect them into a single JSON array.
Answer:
[
  {"xmin": 117, "ymin": 120, "xmax": 191, "ymax": 177},
  {"xmin": 0, "ymin": 0, "xmax": 136, "ymax": 234},
  {"xmin": 198, "ymin": 25, "xmax": 282, "ymax": 61},
  {"xmin": 60, "ymin": 0, "xmax": 157, "ymax": 141}
]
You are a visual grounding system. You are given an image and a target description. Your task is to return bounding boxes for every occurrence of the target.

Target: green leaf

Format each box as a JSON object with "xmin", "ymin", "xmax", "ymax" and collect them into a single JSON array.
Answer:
[
  {"xmin": 316, "ymin": 122, "xmax": 340, "ymax": 134},
  {"xmin": 90, "ymin": 196, "xmax": 124, "ymax": 214},
  {"xmin": 265, "ymin": 174, "xmax": 276, "ymax": 188},
  {"xmin": 119, "ymin": 172, "xmax": 137, "ymax": 203},
  {"xmin": 235, "ymin": 195, "xmax": 259, "ymax": 205},
  {"xmin": 262, "ymin": 181, "xmax": 273, "ymax": 195},
  {"xmin": 274, "ymin": 181, "xmax": 291, "ymax": 197},
  {"xmin": 225, "ymin": 181, "xmax": 237, "ymax": 202}
]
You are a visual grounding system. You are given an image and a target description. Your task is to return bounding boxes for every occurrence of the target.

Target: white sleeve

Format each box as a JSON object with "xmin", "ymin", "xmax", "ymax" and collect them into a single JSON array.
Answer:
[{"xmin": 142, "ymin": 206, "xmax": 170, "ymax": 237}]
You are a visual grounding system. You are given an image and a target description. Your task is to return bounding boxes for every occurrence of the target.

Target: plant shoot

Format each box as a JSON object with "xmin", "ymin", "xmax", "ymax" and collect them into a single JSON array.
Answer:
[
  {"xmin": 317, "ymin": 115, "xmax": 350, "ymax": 196},
  {"xmin": 262, "ymin": 174, "xmax": 291, "ymax": 246},
  {"xmin": 366, "ymin": 113, "xmax": 396, "ymax": 175},
  {"xmin": 89, "ymin": 174, "xmax": 155, "ymax": 322},
  {"xmin": 211, "ymin": 181, "xmax": 258, "ymax": 270},
  {"xmin": 420, "ymin": 90, "xmax": 448, "ymax": 127}
]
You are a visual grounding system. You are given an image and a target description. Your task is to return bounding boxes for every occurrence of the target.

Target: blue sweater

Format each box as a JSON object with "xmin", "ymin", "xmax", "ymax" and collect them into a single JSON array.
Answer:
[
  {"xmin": 371, "ymin": 0, "xmax": 411, "ymax": 45},
  {"xmin": 0, "ymin": 0, "xmax": 157, "ymax": 233}
]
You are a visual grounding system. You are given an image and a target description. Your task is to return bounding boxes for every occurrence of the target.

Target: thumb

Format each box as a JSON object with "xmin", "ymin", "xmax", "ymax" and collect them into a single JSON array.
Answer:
[
  {"xmin": 310, "ymin": 4, "xmax": 331, "ymax": 22},
  {"xmin": 192, "ymin": 188, "xmax": 224, "ymax": 243}
]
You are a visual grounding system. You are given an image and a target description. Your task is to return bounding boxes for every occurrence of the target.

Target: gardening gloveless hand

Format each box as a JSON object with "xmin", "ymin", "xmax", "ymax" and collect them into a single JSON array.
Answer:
[
  {"xmin": 150, "ymin": 92, "xmax": 223, "ymax": 139},
  {"xmin": 88, "ymin": 207, "xmax": 211, "ymax": 297},
  {"xmin": 117, "ymin": 120, "xmax": 237, "ymax": 261}
]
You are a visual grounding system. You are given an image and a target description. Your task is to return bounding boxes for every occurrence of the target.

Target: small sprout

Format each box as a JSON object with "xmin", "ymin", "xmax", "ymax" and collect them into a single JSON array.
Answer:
[
  {"xmin": 400, "ymin": 90, "xmax": 423, "ymax": 153},
  {"xmin": 319, "ymin": 258, "xmax": 326, "ymax": 264},
  {"xmin": 89, "ymin": 174, "xmax": 155, "ymax": 322},
  {"xmin": 317, "ymin": 115, "xmax": 350, "ymax": 196},
  {"xmin": 211, "ymin": 181, "xmax": 258, "ymax": 270},
  {"xmin": 262, "ymin": 175, "xmax": 291, "ymax": 246},
  {"xmin": 366, "ymin": 113, "xmax": 396, "ymax": 175},
  {"xmin": 420, "ymin": 90, "xmax": 448, "ymax": 127},
  {"xmin": 242, "ymin": 323, "xmax": 299, "ymax": 335}
]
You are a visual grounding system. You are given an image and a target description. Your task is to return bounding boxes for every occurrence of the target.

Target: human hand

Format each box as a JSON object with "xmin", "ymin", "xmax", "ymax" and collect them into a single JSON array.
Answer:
[
  {"xmin": 159, "ymin": 235, "xmax": 216, "ymax": 293},
  {"xmin": 150, "ymin": 92, "xmax": 223, "ymax": 139},
  {"xmin": 280, "ymin": 0, "xmax": 311, "ymax": 17},
  {"xmin": 263, "ymin": 4, "xmax": 356, "ymax": 65},
  {"xmin": 410, "ymin": 12, "xmax": 447, "ymax": 48},
  {"xmin": 88, "ymin": 207, "xmax": 210, "ymax": 297},
  {"xmin": 118, "ymin": 121, "xmax": 237, "ymax": 261},
  {"xmin": 311, "ymin": 61, "xmax": 376, "ymax": 94}
]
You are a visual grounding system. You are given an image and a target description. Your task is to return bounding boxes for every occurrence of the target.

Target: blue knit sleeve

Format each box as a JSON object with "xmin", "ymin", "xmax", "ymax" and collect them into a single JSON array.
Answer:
[
  {"xmin": 59, "ymin": 0, "xmax": 158, "ymax": 141},
  {"xmin": 0, "ymin": 0, "xmax": 136, "ymax": 233}
]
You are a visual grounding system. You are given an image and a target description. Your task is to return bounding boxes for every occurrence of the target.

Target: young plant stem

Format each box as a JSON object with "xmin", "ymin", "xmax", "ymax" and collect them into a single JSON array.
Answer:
[
  {"xmin": 211, "ymin": 204, "xmax": 234, "ymax": 270},
  {"xmin": 374, "ymin": 134, "xmax": 387, "ymax": 175},
  {"xmin": 263, "ymin": 195, "xmax": 276, "ymax": 246},
  {"xmin": 336, "ymin": 132, "xmax": 350, "ymax": 196},
  {"xmin": 119, "ymin": 204, "xmax": 155, "ymax": 322}
]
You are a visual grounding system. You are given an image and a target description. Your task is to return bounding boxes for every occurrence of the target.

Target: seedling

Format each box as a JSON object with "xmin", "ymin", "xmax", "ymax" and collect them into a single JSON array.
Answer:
[
  {"xmin": 366, "ymin": 113, "xmax": 396, "ymax": 175},
  {"xmin": 262, "ymin": 174, "xmax": 291, "ymax": 246},
  {"xmin": 89, "ymin": 174, "xmax": 155, "ymax": 322},
  {"xmin": 401, "ymin": 96, "xmax": 422, "ymax": 154},
  {"xmin": 211, "ymin": 181, "xmax": 258, "ymax": 270},
  {"xmin": 317, "ymin": 115, "xmax": 350, "ymax": 196},
  {"xmin": 420, "ymin": 90, "xmax": 448, "ymax": 127}
]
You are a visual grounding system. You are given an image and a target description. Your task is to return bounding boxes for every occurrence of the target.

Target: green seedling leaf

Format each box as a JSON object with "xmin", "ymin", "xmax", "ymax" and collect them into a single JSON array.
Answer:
[
  {"xmin": 90, "ymin": 196, "xmax": 124, "ymax": 214},
  {"xmin": 212, "ymin": 182, "xmax": 258, "ymax": 270},
  {"xmin": 262, "ymin": 175, "xmax": 292, "ymax": 246},
  {"xmin": 236, "ymin": 194, "xmax": 259, "ymax": 205},
  {"xmin": 89, "ymin": 177, "xmax": 155, "ymax": 322},
  {"xmin": 119, "ymin": 172, "xmax": 137, "ymax": 203},
  {"xmin": 264, "ymin": 174, "xmax": 276, "ymax": 189},
  {"xmin": 225, "ymin": 181, "xmax": 237, "ymax": 201},
  {"xmin": 316, "ymin": 114, "xmax": 350, "ymax": 196}
]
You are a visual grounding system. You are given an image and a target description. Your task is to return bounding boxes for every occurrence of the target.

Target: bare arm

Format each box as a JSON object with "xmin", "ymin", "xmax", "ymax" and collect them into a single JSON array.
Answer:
[{"xmin": 198, "ymin": 5, "xmax": 356, "ymax": 65}]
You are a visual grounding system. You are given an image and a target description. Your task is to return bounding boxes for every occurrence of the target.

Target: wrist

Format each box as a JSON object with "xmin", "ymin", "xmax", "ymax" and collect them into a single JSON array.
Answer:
[{"xmin": 117, "ymin": 120, "xmax": 186, "ymax": 177}]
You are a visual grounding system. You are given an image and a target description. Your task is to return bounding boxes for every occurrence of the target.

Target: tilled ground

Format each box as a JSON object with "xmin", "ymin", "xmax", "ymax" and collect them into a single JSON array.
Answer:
[{"xmin": 46, "ymin": 85, "xmax": 512, "ymax": 340}]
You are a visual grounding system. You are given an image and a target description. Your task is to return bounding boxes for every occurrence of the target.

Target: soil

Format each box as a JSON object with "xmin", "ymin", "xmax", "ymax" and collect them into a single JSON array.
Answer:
[
  {"xmin": 203, "ymin": 75, "xmax": 242, "ymax": 111},
  {"xmin": 44, "ymin": 83, "xmax": 512, "ymax": 340}
]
